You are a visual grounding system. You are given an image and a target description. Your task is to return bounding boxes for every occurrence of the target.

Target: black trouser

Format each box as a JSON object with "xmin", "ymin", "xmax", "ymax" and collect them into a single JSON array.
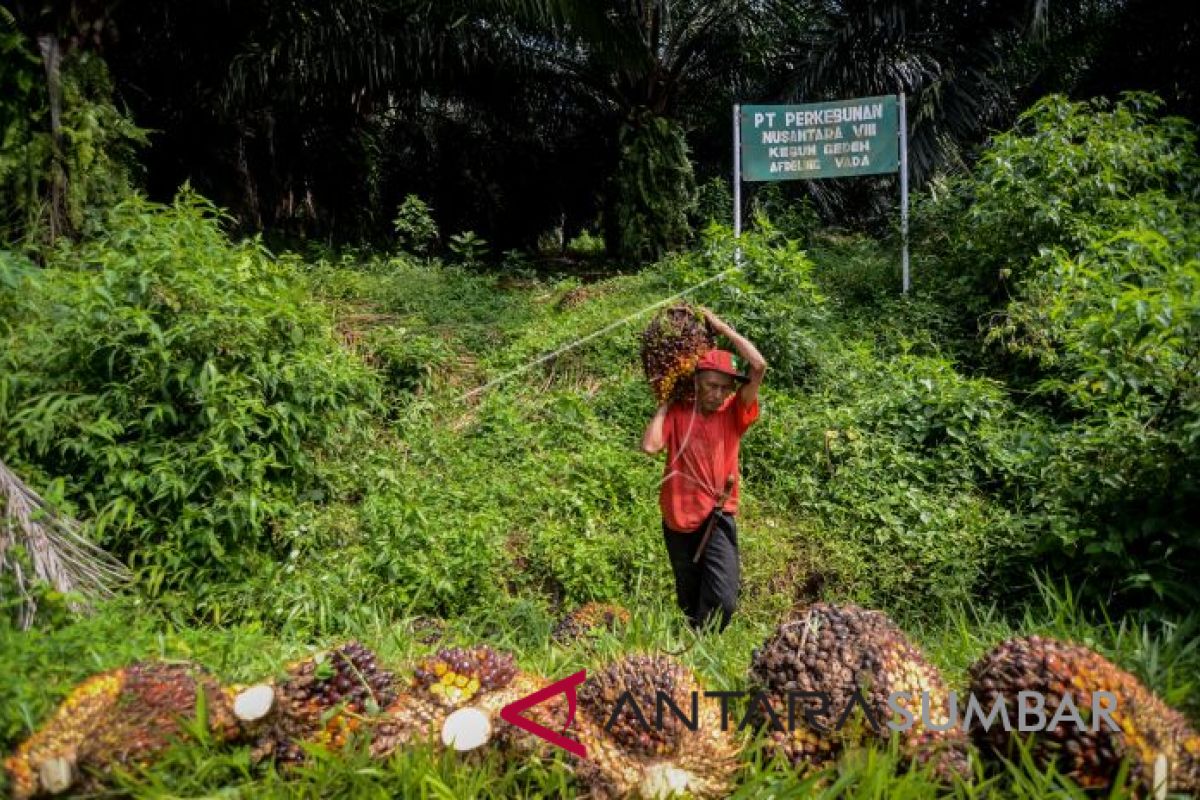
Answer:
[{"xmin": 662, "ymin": 510, "xmax": 740, "ymax": 632}]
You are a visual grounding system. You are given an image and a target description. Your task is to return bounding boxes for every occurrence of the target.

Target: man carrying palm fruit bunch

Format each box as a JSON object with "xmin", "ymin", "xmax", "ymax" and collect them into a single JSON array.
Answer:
[{"xmin": 641, "ymin": 307, "xmax": 767, "ymax": 632}]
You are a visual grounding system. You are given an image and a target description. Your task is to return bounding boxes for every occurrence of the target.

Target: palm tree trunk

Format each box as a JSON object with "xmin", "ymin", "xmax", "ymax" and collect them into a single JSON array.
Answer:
[{"xmin": 36, "ymin": 32, "xmax": 70, "ymax": 243}]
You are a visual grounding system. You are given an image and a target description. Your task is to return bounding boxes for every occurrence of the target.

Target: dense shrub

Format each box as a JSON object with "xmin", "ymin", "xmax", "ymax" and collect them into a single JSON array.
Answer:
[
  {"xmin": 915, "ymin": 92, "xmax": 1199, "ymax": 322},
  {"xmin": 915, "ymin": 93, "xmax": 1200, "ymax": 608},
  {"xmin": 993, "ymin": 221, "xmax": 1200, "ymax": 605},
  {"xmin": 735, "ymin": 349, "xmax": 1036, "ymax": 616},
  {"xmin": 392, "ymin": 194, "xmax": 439, "ymax": 255},
  {"xmin": 0, "ymin": 191, "xmax": 381, "ymax": 590}
]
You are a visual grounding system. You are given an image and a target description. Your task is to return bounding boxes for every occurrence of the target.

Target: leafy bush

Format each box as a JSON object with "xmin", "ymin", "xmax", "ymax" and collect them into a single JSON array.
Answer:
[
  {"xmin": 565, "ymin": 229, "xmax": 605, "ymax": 257},
  {"xmin": 748, "ymin": 183, "xmax": 821, "ymax": 244},
  {"xmin": 0, "ymin": 191, "xmax": 381, "ymax": 591},
  {"xmin": 693, "ymin": 175, "xmax": 732, "ymax": 227},
  {"xmin": 915, "ymin": 92, "xmax": 1199, "ymax": 321},
  {"xmin": 354, "ymin": 491, "xmax": 506, "ymax": 617},
  {"xmin": 448, "ymin": 230, "xmax": 489, "ymax": 267},
  {"xmin": 914, "ymin": 92, "xmax": 1200, "ymax": 609},
  {"xmin": 362, "ymin": 327, "xmax": 454, "ymax": 394},
  {"xmin": 992, "ymin": 222, "xmax": 1200, "ymax": 605},
  {"xmin": 391, "ymin": 194, "xmax": 439, "ymax": 254},
  {"xmin": 738, "ymin": 349, "xmax": 1036, "ymax": 617}
]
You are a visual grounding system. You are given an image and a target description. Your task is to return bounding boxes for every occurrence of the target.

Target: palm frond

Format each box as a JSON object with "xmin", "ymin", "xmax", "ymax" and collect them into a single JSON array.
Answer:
[{"xmin": 0, "ymin": 459, "xmax": 130, "ymax": 630}]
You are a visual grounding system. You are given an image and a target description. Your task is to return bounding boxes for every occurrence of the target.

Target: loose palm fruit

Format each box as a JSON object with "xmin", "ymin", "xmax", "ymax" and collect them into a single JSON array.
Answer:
[{"xmin": 552, "ymin": 602, "xmax": 632, "ymax": 643}]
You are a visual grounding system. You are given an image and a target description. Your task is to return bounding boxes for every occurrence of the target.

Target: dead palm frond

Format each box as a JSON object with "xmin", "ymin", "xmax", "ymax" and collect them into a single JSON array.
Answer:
[{"xmin": 0, "ymin": 458, "xmax": 130, "ymax": 629}]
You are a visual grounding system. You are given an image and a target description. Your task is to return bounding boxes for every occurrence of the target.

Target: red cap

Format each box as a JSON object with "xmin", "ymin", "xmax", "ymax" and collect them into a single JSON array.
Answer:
[{"xmin": 694, "ymin": 349, "xmax": 748, "ymax": 381}]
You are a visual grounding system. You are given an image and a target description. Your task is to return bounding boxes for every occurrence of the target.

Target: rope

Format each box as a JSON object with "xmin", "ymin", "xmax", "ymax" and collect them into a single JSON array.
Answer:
[{"xmin": 456, "ymin": 259, "xmax": 741, "ymax": 403}]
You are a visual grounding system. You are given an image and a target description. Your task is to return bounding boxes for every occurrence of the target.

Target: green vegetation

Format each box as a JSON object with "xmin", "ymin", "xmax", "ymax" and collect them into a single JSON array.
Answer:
[
  {"xmin": 0, "ymin": 192, "xmax": 380, "ymax": 594},
  {"xmin": 1, "ymin": 2, "xmax": 1198, "ymax": 792},
  {"xmin": 918, "ymin": 94, "xmax": 1200, "ymax": 608}
]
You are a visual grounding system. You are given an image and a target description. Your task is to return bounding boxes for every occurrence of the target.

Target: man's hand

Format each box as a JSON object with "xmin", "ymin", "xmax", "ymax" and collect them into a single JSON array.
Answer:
[
  {"xmin": 641, "ymin": 402, "xmax": 670, "ymax": 455},
  {"xmin": 699, "ymin": 306, "xmax": 730, "ymax": 336}
]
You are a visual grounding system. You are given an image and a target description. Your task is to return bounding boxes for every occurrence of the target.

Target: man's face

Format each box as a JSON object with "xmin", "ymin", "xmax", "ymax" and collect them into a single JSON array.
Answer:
[{"xmin": 695, "ymin": 370, "xmax": 736, "ymax": 413}]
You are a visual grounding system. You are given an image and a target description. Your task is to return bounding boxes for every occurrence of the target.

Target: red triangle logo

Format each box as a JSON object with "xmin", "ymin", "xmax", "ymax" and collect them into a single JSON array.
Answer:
[{"xmin": 499, "ymin": 669, "xmax": 588, "ymax": 758}]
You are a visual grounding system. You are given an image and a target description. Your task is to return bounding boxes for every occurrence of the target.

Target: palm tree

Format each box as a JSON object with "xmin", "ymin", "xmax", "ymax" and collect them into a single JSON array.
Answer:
[
  {"xmin": 3, "ymin": 0, "xmax": 115, "ymax": 244},
  {"xmin": 766, "ymin": 0, "xmax": 1136, "ymax": 220},
  {"xmin": 518, "ymin": 0, "xmax": 785, "ymax": 259}
]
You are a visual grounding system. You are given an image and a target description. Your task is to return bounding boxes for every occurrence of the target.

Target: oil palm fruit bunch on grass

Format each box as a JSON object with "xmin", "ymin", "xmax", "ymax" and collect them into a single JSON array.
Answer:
[
  {"xmin": 552, "ymin": 602, "xmax": 632, "ymax": 643},
  {"xmin": 249, "ymin": 641, "xmax": 396, "ymax": 766},
  {"xmin": 969, "ymin": 636, "xmax": 1200, "ymax": 796},
  {"xmin": 411, "ymin": 645, "xmax": 518, "ymax": 708},
  {"xmin": 749, "ymin": 603, "xmax": 969, "ymax": 783},
  {"xmin": 472, "ymin": 670, "xmax": 570, "ymax": 755},
  {"xmin": 640, "ymin": 304, "xmax": 715, "ymax": 405},
  {"xmin": 4, "ymin": 662, "xmax": 239, "ymax": 799},
  {"xmin": 372, "ymin": 646, "xmax": 546, "ymax": 758},
  {"xmin": 368, "ymin": 691, "xmax": 447, "ymax": 758},
  {"xmin": 370, "ymin": 645, "xmax": 518, "ymax": 758},
  {"xmin": 574, "ymin": 653, "xmax": 741, "ymax": 799}
]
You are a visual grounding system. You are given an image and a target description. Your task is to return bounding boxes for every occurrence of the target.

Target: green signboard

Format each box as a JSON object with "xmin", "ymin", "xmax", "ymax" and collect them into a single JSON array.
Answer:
[{"xmin": 740, "ymin": 96, "xmax": 899, "ymax": 182}]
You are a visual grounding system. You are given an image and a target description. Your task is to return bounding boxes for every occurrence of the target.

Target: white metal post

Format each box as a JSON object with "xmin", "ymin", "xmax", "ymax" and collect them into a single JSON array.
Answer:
[
  {"xmin": 733, "ymin": 104, "xmax": 742, "ymax": 241},
  {"xmin": 899, "ymin": 92, "xmax": 910, "ymax": 294}
]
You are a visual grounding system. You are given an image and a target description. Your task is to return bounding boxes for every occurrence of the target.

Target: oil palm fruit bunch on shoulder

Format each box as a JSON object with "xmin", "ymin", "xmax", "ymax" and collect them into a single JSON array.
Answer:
[
  {"xmin": 4, "ymin": 661, "xmax": 238, "ymax": 800},
  {"xmin": 640, "ymin": 304, "xmax": 715, "ymax": 406},
  {"xmin": 552, "ymin": 602, "xmax": 632, "ymax": 643},
  {"xmin": 250, "ymin": 641, "xmax": 396, "ymax": 767},
  {"xmin": 574, "ymin": 653, "xmax": 740, "ymax": 799},
  {"xmin": 749, "ymin": 603, "xmax": 969, "ymax": 783},
  {"xmin": 969, "ymin": 636, "xmax": 1200, "ymax": 795}
]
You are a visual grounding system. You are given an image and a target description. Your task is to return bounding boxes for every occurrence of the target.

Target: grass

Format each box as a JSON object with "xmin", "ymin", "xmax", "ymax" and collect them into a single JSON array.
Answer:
[
  {"xmin": 3, "ymin": 239, "xmax": 1198, "ymax": 798},
  {"xmin": 4, "ymin": 580, "xmax": 1195, "ymax": 797}
]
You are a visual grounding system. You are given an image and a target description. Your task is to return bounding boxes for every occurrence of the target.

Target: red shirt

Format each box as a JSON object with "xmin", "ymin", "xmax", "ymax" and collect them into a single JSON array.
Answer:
[{"xmin": 659, "ymin": 392, "xmax": 760, "ymax": 533}]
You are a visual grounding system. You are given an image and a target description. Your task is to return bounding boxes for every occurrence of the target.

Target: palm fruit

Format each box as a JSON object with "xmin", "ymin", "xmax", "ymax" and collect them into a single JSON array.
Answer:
[
  {"xmin": 249, "ymin": 641, "xmax": 396, "ymax": 767},
  {"xmin": 969, "ymin": 636, "xmax": 1200, "ymax": 795},
  {"xmin": 870, "ymin": 619, "xmax": 971, "ymax": 782},
  {"xmin": 370, "ymin": 645, "xmax": 518, "ymax": 758},
  {"xmin": 639, "ymin": 304, "xmax": 716, "ymax": 405},
  {"xmin": 410, "ymin": 645, "xmax": 517, "ymax": 709},
  {"xmin": 748, "ymin": 603, "xmax": 969, "ymax": 782},
  {"xmin": 474, "ymin": 670, "xmax": 572, "ymax": 757},
  {"xmin": 369, "ymin": 647, "xmax": 534, "ymax": 759},
  {"xmin": 4, "ymin": 662, "xmax": 238, "ymax": 799},
  {"xmin": 573, "ymin": 653, "xmax": 741, "ymax": 799},
  {"xmin": 551, "ymin": 602, "xmax": 632, "ymax": 643},
  {"xmin": 367, "ymin": 691, "xmax": 446, "ymax": 758}
]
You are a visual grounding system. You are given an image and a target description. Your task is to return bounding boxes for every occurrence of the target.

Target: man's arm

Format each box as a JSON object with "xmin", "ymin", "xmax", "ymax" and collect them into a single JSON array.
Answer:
[
  {"xmin": 642, "ymin": 402, "xmax": 670, "ymax": 454},
  {"xmin": 701, "ymin": 308, "xmax": 768, "ymax": 406}
]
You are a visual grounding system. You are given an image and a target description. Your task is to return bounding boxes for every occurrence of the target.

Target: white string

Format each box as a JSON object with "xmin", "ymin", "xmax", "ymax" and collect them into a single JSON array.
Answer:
[
  {"xmin": 457, "ymin": 259, "xmax": 741, "ymax": 403},
  {"xmin": 442, "ymin": 252, "xmax": 744, "ymax": 528}
]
